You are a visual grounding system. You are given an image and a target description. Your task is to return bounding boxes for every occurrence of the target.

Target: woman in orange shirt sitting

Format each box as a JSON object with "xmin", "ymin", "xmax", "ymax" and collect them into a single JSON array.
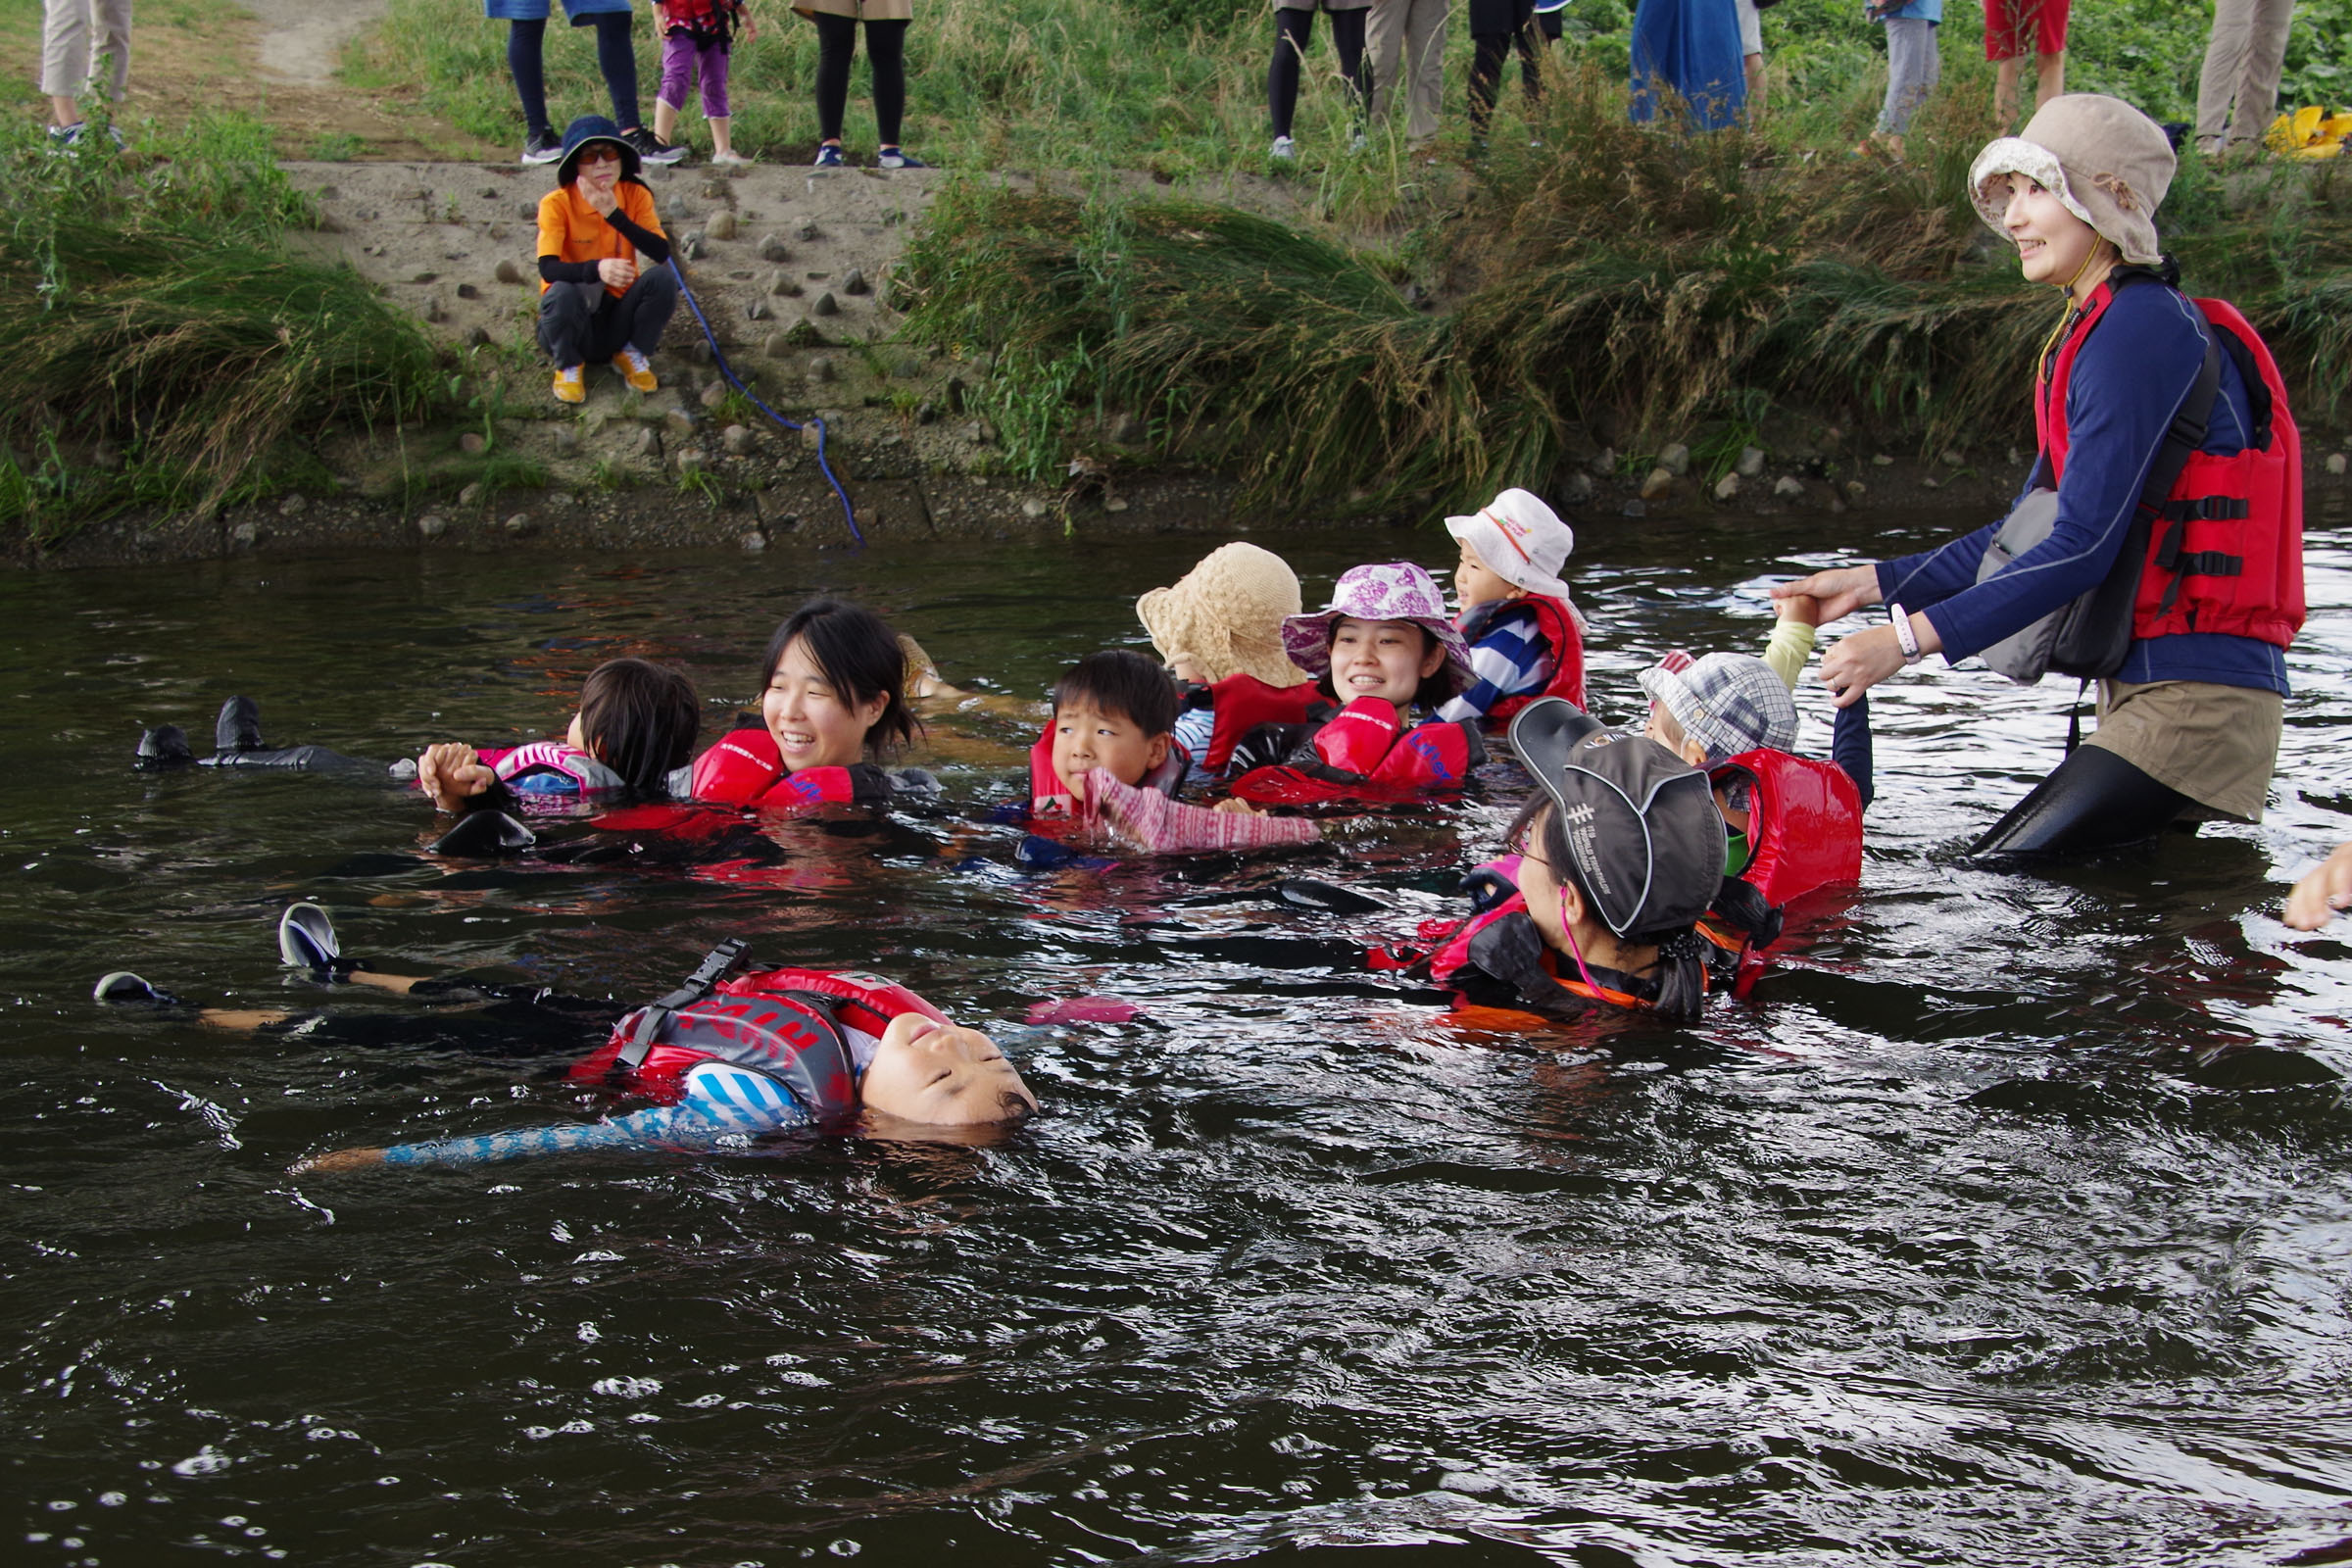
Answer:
[{"xmin": 534, "ymin": 116, "xmax": 680, "ymax": 405}]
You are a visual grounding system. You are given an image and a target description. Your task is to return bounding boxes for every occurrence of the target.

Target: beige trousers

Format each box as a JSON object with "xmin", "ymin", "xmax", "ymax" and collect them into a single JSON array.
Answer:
[
  {"xmin": 1367, "ymin": 0, "xmax": 1447, "ymax": 147},
  {"xmin": 2194, "ymin": 0, "xmax": 2293, "ymax": 151},
  {"xmin": 41, "ymin": 0, "xmax": 133, "ymax": 104}
]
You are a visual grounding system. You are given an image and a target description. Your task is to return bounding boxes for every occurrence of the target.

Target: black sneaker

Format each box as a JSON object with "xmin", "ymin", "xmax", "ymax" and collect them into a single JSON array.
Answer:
[
  {"xmin": 520, "ymin": 127, "xmax": 563, "ymax": 166},
  {"xmin": 134, "ymin": 724, "xmax": 195, "ymax": 769},
  {"xmin": 94, "ymin": 971, "xmax": 184, "ymax": 1005},
  {"xmin": 624, "ymin": 127, "xmax": 686, "ymax": 166},
  {"xmin": 216, "ymin": 695, "xmax": 264, "ymax": 754},
  {"xmin": 430, "ymin": 809, "xmax": 539, "ymax": 858}
]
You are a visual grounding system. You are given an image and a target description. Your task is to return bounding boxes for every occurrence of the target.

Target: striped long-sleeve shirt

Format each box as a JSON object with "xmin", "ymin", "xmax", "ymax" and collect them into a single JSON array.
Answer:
[
  {"xmin": 1438, "ymin": 603, "xmax": 1554, "ymax": 723},
  {"xmin": 380, "ymin": 1061, "xmax": 815, "ymax": 1168}
]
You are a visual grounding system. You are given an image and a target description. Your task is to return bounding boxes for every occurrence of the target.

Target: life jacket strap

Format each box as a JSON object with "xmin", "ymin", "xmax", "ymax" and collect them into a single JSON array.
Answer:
[
  {"xmin": 617, "ymin": 938, "xmax": 750, "ymax": 1072},
  {"xmin": 2156, "ymin": 496, "xmax": 2250, "ymax": 522}
]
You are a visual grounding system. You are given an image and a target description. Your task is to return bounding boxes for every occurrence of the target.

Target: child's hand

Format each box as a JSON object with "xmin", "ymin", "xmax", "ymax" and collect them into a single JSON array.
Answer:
[
  {"xmin": 1776, "ymin": 591, "xmax": 1822, "ymax": 628},
  {"xmin": 416, "ymin": 743, "xmax": 495, "ymax": 812},
  {"xmin": 2284, "ymin": 842, "xmax": 2352, "ymax": 930},
  {"xmin": 1212, "ymin": 797, "xmax": 1262, "ymax": 816}
]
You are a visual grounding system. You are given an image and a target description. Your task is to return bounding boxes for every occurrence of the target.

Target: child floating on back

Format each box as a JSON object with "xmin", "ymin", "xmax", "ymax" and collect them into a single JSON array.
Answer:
[
  {"xmin": 417, "ymin": 657, "xmax": 703, "ymax": 813},
  {"xmin": 1438, "ymin": 488, "xmax": 1589, "ymax": 723}
]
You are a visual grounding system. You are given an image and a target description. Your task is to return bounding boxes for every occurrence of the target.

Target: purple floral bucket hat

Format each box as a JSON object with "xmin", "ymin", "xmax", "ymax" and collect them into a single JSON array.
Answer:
[{"xmin": 1280, "ymin": 562, "xmax": 1472, "ymax": 678}]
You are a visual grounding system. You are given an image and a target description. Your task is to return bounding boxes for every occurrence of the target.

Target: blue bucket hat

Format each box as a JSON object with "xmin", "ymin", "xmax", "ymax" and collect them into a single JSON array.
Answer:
[{"xmin": 556, "ymin": 115, "xmax": 639, "ymax": 186}]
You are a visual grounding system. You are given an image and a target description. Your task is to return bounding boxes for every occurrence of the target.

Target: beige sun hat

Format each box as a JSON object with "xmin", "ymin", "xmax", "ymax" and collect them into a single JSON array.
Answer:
[
  {"xmin": 1968, "ymin": 94, "xmax": 2176, "ymax": 268},
  {"xmin": 1135, "ymin": 541, "xmax": 1310, "ymax": 688}
]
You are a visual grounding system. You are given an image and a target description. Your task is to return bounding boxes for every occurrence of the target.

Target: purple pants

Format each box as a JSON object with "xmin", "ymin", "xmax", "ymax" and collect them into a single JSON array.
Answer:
[{"xmin": 658, "ymin": 32, "xmax": 729, "ymax": 118}]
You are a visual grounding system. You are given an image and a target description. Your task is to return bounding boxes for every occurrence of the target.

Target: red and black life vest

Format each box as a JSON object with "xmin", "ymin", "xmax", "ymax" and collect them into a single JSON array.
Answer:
[
  {"xmin": 1457, "ymin": 593, "xmax": 1588, "ymax": 720},
  {"xmin": 689, "ymin": 724, "xmax": 895, "ymax": 811},
  {"xmin": 569, "ymin": 963, "xmax": 947, "ymax": 1116},
  {"xmin": 656, "ymin": 0, "xmax": 739, "ymax": 42},
  {"xmin": 1368, "ymin": 855, "xmax": 1656, "ymax": 1022},
  {"xmin": 2040, "ymin": 281, "xmax": 2303, "ymax": 649},
  {"xmin": 1698, "ymin": 750, "xmax": 1864, "ymax": 992},
  {"xmin": 1184, "ymin": 673, "xmax": 1330, "ymax": 773},
  {"xmin": 1027, "ymin": 725, "xmax": 1189, "ymax": 817},
  {"xmin": 1226, "ymin": 697, "xmax": 1484, "ymax": 808}
]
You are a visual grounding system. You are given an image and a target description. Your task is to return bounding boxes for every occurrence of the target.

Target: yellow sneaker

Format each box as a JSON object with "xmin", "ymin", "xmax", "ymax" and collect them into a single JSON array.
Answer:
[
  {"xmin": 552, "ymin": 365, "xmax": 586, "ymax": 404},
  {"xmin": 612, "ymin": 347, "xmax": 658, "ymax": 393}
]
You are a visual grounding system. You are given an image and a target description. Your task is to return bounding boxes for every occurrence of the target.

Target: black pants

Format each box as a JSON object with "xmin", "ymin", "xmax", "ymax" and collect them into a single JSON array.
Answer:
[
  {"xmin": 1467, "ymin": 0, "xmax": 1541, "ymax": 136},
  {"xmin": 506, "ymin": 15, "xmax": 641, "ymax": 139},
  {"xmin": 537, "ymin": 270, "xmax": 679, "ymax": 368},
  {"xmin": 1268, "ymin": 7, "xmax": 1370, "ymax": 140},
  {"xmin": 1968, "ymin": 743, "xmax": 2193, "ymax": 861},
  {"xmin": 814, "ymin": 14, "xmax": 908, "ymax": 146}
]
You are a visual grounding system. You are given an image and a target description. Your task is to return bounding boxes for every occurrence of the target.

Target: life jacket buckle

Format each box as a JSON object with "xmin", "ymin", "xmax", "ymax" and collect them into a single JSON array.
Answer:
[{"xmin": 616, "ymin": 938, "xmax": 751, "ymax": 1072}]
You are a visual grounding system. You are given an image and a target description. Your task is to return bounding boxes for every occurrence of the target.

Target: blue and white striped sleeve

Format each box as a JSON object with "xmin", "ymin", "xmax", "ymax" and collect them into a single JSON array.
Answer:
[
  {"xmin": 379, "ymin": 1064, "xmax": 815, "ymax": 1168},
  {"xmin": 1438, "ymin": 612, "xmax": 1553, "ymax": 722},
  {"xmin": 1172, "ymin": 705, "xmax": 1216, "ymax": 783}
]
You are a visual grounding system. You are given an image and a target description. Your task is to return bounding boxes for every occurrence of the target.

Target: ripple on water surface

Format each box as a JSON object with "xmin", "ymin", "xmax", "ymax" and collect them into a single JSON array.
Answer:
[{"xmin": 1, "ymin": 525, "xmax": 2348, "ymax": 1566}]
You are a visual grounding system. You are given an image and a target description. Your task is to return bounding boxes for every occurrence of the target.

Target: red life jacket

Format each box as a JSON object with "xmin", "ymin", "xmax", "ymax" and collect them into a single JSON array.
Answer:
[
  {"xmin": 657, "ymin": 0, "xmax": 736, "ymax": 35},
  {"xmin": 568, "ymin": 966, "xmax": 947, "ymax": 1113},
  {"xmin": 2040, "ymin": 282, "xmax": 2303, "ymax": 648},
  {"xmin": 688, "ymin": 725, "xmax": 892, "ymax": 811},
  {"xmin": 1457, "ymin": 594, "xmax": 1588, "ymax": 720},
  {"xmin": 1027, "ymin": 725, "xmax": 1190, "ymax": 817},
  {"xmin": 1227, "ymin": 698, "xmax": 1482, "ymax": 807},
  {"xmin": 1367, "ymin": 856, "xmax": 1655, "ymax": 1019},
  {"xmin": 1191, "ymin": 673, "xmax": 1329, "ymax": 772},
  {"xmin": 1699, "ymin": 750, "xmax": 1863, "ymax": 993}
]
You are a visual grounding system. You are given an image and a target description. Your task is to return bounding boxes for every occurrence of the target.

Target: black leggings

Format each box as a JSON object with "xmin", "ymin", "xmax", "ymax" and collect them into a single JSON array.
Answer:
[
  {"xmin": 1268, "ymin": 8, "xmax": 1369, "ymax": 140},
  {"xmin": 1968, "ymin": 743, "xmax": 2193, "ymax": 861},
  {"xmin": 537, "ymin": 270, "xmax": 681, "ymax": 369},
  {"xmin": 814, "ymin": 14, "xmax": 908, "ymax": 146},
  {"xmin": 506, "ymin": 15, "xmax": 642, "ymax": 138},
  {"xmin": 1468, "ymin": 22, "xmax": 1542, "ymax": 134}
]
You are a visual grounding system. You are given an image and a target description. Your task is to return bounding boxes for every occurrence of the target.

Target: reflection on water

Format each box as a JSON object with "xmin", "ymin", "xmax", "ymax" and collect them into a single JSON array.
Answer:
[{"xmin": 2, "ymin": 519, "xmax": 2348, "ymax": 1566}]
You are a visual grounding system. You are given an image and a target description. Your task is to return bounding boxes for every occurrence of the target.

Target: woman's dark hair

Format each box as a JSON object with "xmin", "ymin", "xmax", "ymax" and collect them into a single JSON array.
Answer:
[
  {"xmin": 578, "ymin": 658, "xmax": 701, "ymax": 795},
  {"xmin": 1506, "ymin": 795, "xmax": 1706, "ymax": 1025},
  {"xmin": 1312, "ymin": 619, "xmax": 1461, "ymax": 711},
  {"xmin": 1053, "ymin": 650, "xmax": 1179, "ymax": 737},
  {"xmin": 759, "ymin": 599, "xmax": 918, "ymax": 758}
]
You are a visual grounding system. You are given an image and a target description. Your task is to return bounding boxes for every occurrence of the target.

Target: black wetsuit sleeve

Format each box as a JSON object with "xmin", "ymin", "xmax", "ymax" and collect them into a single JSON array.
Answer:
[
  {"xmin": 1832, "ymin": 694, "xmax": 1875, "ymax": 811},
  {"xmin": 605, "ymin": 209, "xmax": 671, "ymax": 265},
  {"xmin": 540, "ymin": 257, "xmax": 604, "ymax": 284}
]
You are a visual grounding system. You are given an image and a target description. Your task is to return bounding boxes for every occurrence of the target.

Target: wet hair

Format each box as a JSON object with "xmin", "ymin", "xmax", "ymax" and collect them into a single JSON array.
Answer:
[
  {"xmin": 1506, "ymin": 795, "xmax": 1707, "ymax": 1025},
  {"xmin": 759, "ymin": 599, "xmax": 918, "ymax": 759},
  {"xmin": 1313, "ymin": 619, "xmax": 1461, "ymax": 711},
  {"xmin": 577, "ymin": 658, "xmax": 701, "ymax": 795},
  {"xmin": 1052, "ymin": 650, "xmax": 1178, "ymax": 737}
]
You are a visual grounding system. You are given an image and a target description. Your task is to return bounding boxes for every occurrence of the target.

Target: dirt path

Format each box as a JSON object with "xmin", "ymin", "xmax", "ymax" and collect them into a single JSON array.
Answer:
[{"xmin": 234, "ymin": 0, "xmax": 390, "ymax": 88}]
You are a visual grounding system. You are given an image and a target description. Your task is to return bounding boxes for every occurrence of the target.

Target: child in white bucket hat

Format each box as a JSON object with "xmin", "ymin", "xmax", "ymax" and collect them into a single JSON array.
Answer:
[{"xmin": 1436, "ymin": 487, "xmax": 1590, "ymax": 728}]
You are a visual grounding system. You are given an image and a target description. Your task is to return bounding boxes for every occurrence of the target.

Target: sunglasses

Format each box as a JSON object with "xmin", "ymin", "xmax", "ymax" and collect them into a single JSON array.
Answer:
[{"xmin": 576, "ymin": 148, "xmax": 623, "ymax": 169}]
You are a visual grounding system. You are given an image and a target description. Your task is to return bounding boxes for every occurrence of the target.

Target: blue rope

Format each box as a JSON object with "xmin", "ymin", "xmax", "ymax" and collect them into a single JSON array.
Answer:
[{"xmin": 665, "ymin": 256, "xmax": 864, "ymax": 547}]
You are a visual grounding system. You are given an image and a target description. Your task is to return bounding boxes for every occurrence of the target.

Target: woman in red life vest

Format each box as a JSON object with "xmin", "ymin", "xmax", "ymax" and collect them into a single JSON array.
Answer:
[
  {"xmin": 690, "ymin": 598, "xmax": 940, "ymax": 812},
  {"xmin": 1220, "ymin": 562, "xmax": 1486, "ymax": 808},
  {"xmin": 1780, "ymin": 94, "xmax": 2302, "ymax": 860}
]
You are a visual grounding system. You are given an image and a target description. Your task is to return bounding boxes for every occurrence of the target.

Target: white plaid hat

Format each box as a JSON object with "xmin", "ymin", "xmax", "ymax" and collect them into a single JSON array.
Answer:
[{"xmin": 1637, "ymin": 652, "xmax": 1797, "ymax": 762}]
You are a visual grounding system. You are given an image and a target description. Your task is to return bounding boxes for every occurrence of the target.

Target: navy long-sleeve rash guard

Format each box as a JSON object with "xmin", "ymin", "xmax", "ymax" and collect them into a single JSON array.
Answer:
[{"xmin": 1874, "ymin": 281, "xmax": 2288, "ymax": 698}]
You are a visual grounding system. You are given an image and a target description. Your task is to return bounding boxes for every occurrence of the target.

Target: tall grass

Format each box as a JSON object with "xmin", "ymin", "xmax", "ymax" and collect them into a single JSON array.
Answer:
[
  {"xmin": 1, "ymin": 116, "xmax": 442, "ymax": 543},
  {"xmin": 898, "ymin": 56, "xmax": 2352, "ymax": 517}
]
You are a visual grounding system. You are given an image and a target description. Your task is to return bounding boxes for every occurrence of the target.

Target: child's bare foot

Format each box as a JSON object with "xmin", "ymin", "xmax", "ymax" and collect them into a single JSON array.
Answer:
[{"xmin": 898, "ymin": 634, "xmax": 964, "ymax": 701}]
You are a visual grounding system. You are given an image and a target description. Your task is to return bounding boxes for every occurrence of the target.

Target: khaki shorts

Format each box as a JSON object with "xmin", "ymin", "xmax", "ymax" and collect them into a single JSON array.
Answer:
[{"xmin": 2088, "ymin": 678, "xmax": 2282, "ymax": 823}]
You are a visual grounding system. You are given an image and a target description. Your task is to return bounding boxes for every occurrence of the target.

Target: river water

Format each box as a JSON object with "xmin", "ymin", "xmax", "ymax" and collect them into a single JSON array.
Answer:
[{"xmin": 4, "ymin": 512, "xmax": 2349, "ymax": 1567}]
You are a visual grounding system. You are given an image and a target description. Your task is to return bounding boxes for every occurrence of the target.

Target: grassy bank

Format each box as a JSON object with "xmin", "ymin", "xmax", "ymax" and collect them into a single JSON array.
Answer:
[
  {"xmin": 0, "ymin": 116, "xmax": 442, "ymax": 545},
  {"xmin": 895, "ymin": 57, "xmax": 2352, "ymax": 517},
  {"xmin": 342, "ymin": 0, "xmax": 2352, "ymax": 172}
]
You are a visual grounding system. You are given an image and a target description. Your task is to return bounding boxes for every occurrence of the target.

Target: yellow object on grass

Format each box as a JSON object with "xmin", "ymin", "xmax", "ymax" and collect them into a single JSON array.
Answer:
[{"xmin": 2266, "ymin": 106, "xmax": 2351, "ymax": 159}]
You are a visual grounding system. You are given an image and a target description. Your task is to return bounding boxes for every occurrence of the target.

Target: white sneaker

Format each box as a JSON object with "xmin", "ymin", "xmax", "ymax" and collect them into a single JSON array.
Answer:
[{"xmin": 1270, "ymin": 135, "xmax": 1297, "ymax": 161}]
